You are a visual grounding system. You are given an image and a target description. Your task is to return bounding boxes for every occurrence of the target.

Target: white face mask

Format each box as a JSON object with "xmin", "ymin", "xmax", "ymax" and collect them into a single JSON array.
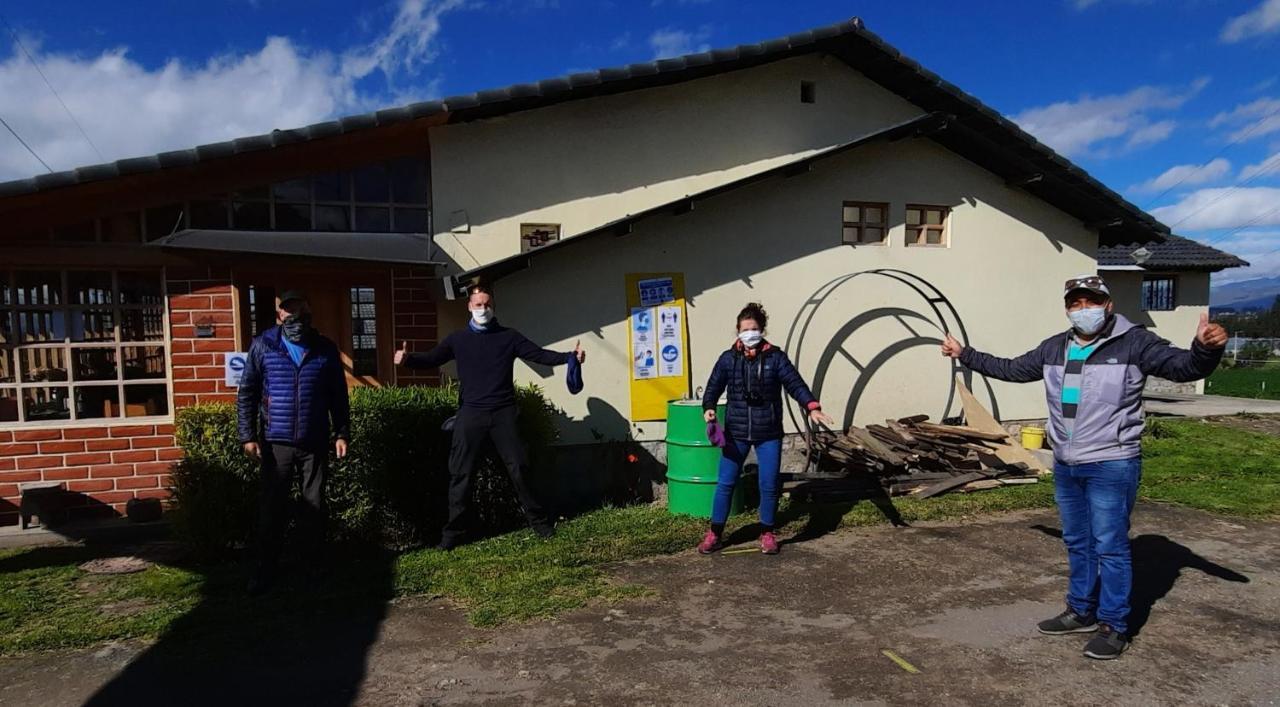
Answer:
[
  {"xmin": 1067, "ymin": 306, "xmax": 1107, "ymax": 336},
  {"xmin": 738, "ymin": 329, "xmax": 763, "ymax": 348},
  {"xmin": 470, "ymin": 307, "xmax": 493, "ymax": 325}
]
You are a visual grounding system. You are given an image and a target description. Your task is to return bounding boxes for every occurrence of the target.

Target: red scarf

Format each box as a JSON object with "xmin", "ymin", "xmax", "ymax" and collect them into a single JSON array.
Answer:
[{"xmin": 733, "ymin": 338, "xmax": 772, "ymax": 360}]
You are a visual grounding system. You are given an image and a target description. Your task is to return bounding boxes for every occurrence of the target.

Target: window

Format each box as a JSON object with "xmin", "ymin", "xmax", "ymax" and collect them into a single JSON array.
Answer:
[
  {"xmin": 1142, "ymin": 276, "xmax": 1176, "ymax": 311},
  {"xmin": 905, "ymin": 205, "xmax": 948, "ymax": 247},
  {"xmin": 800, "ymin": 80, "xmax": 816, "ymax": 104},
  {"xmin": 0, "ymin": 269, "xmax": 169, "ymax": 426},
  {"xmin": 520, "ymin": 223, "xmax": 561, "ymax": 253},
  {"xmin": 841, "ymin": 202, "xmax": 888, "ymax": 245},
  {"xmin": 349, "ymin": 287, "xmax": 378, "ymax": 377},
  {"xmin": 130, "ymin": 157, "xmax": 431, "ymax": 238}
]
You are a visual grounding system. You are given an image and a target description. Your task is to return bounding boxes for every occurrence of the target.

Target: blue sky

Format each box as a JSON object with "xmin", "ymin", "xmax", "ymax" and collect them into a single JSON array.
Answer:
[{"xmin": 2, "ymin": 0, "xmax": 1278, "ymax": 283}]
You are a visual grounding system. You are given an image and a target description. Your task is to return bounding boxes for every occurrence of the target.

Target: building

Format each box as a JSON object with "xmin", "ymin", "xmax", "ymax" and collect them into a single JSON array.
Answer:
[
  {"xmin": 0, "ymin": 18, "xmax": 1242, "ymax": 524},
  {"xmin": 1099, "ymin": 235, "xmax": 1248, "ymax": 394}
]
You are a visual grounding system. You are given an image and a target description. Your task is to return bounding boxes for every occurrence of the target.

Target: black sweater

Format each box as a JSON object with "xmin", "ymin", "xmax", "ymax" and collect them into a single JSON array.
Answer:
[{"xmin": 403, "ymin": 324, "xmax": 570, "ymax": 409}]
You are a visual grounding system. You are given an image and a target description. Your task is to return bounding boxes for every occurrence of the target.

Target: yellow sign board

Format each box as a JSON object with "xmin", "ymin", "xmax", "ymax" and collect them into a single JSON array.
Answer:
[{"xmin": 625, "ymin": 272, "xmax": 690, "ymax": 421}]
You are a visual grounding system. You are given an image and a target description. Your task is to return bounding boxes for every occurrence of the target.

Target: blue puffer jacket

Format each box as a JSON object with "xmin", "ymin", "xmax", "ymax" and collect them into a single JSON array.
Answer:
[
  {"xmin": 236, "ymin": 326, "xmax": 350, "ymax": 449},
  {"xmin": 701, "ymin": 341, "xmax": 818, "ymax": 442}
]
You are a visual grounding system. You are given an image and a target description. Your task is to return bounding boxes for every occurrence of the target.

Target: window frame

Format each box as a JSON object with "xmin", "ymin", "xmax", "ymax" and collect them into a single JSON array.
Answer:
[
  {"xmin": 905, "ymin": 204, "xmax": 950, "ymax": 247},
  {"xmin": 0, "ymin": 268, "xmax": 173, "ymax": 428},
  {"xmin": 1141, "ymin": 275, "xmax": 1177, "ymax": 312},
  {"xmin": 840, "ymin": 201, "xmax": 889, "ymax": 246}
]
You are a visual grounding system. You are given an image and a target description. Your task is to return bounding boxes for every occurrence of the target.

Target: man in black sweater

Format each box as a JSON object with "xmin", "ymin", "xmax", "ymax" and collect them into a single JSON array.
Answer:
[{"xmin": 395, "ymin": 285, "xmax": 584, "ymax": 549}]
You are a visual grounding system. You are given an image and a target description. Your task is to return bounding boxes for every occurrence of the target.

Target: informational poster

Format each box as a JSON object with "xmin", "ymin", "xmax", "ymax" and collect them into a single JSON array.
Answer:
[
  {"xmin": 638, "ymin": 277, "xmax": 675, "ymax": 307},
  {"xmin": 631, "ymin": 307, "xmax": 657, "ymax": 380},
  {"xmin": 224, "ymin": 352, "xmax": 248, "ymax": 387},
  {"xmin": 656, "ymin": 306, "xmax": 683, "ymax": 378}
]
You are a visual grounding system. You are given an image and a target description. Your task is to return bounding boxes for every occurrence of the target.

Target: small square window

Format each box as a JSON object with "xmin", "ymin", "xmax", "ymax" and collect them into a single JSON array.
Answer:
[
  {"xmin": 800, "ymin": 81, "xmax": 816, "ymax": 104},
  {"xmin": 1141, "ymin": 276, "xmax": 1176, "ymax": 311},
  {"xmin": 905, "ymin": 204, "xmax": 949, "ymax": 247},
  {"xmin": 841, "ymin": 201, "xmax": 889, "ymax": 245}
]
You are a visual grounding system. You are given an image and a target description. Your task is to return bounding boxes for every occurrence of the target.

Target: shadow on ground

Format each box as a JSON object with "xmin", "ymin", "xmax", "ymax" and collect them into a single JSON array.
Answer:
[
  {"xmin": 82, "ymin": 542, "xmax": 395, "ymax": 707},
  {"xmin": 1031, "ymin": 524, "xmax": 1249, "ymax": 637}
]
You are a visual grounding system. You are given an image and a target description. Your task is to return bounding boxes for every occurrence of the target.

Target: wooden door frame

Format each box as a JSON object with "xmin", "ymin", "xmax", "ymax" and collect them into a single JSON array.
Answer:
[{"xmin": 231, "ymin": 261, "xmax": 395, "ymax": 388}]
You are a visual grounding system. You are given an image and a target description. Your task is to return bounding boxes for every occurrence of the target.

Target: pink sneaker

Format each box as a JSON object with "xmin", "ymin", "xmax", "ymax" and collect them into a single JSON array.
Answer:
[
  {"xmin": 697, "ymin": 530, "xmax": 723, "ymax": 555},
  {"xmin": 759, "ymin": 531, "xmax": 780, "ymax": 555}
]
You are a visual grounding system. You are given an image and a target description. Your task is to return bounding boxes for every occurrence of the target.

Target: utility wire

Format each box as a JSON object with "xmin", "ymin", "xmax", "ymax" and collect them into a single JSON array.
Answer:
[
  {"xmin": 1, "ymin": 12, "xmax": 103, "ymax": 161},
  {"xmin": 1142, "ymin": 100, "xmax": 1280, "ymax": 208},
  {"xmin": 1166, "ymin": 152, "xmax": 1280, "ymax": 230},
  {"xmin": 0, "ymin": 112, "xmax": 52, "ymax": 172}
]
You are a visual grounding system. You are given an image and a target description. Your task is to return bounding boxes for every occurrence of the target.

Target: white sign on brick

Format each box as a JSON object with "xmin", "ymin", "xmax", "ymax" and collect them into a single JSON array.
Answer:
[{"xmin": 225, "ymin": 352, "xmax": 248, "ymax": 387}]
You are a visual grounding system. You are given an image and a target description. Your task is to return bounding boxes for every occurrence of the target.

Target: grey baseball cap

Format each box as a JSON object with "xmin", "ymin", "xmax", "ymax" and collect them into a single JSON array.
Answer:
[{"xmin": 1063, "ymin": 275, "xmax": 1110, "ymax": 299}]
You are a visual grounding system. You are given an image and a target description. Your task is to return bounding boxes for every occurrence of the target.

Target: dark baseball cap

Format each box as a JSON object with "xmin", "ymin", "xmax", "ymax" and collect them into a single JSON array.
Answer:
[{"xmin": 277, "ymin": 289, "xmax": 308, "ymax": 305}]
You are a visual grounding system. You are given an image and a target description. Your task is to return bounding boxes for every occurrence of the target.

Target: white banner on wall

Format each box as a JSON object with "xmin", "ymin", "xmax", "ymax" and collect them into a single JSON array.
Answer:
[
  {"xmin": 656, "ymin": 306, "xmax": 683, "ymax": 378},
  {"xmin": 631, "ymin": 307, "xmax": 657, "ymax": 379}
]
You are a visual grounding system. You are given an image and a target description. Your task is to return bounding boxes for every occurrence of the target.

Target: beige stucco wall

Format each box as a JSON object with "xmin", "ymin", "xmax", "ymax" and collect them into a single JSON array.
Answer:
[
  {"xmin": 488, "ymin": 137, "xmax": 1099, "ymax": 443},
  {"xmin": 429, "ymin": 54, "xmax": 925, "ymax": 269},
  {"xmin": 1104, "ymin": 269, "xmax": 1211, "ymax": 393}
]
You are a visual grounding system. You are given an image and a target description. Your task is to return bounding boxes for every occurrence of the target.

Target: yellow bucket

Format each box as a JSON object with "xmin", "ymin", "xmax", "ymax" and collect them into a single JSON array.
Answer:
[{"xmin": 1020, "ymin": 426, "xmax": 1046, "ymax": 450}]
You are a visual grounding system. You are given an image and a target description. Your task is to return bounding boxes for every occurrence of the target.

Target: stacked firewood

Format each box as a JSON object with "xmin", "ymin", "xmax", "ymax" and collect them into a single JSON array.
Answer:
[{"xmin": 805, "ymin": 415, "xmax": 1040, "ymax": 498}]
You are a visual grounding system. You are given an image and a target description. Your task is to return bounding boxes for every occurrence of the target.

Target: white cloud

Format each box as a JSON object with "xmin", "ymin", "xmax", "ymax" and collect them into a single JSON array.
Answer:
[
  {"xmin": 0, "ymin": 0, "xmax": 467, "ymax": 181},
  {"xmin": 1221, "ymin": 0, "xmax": 1280, "ymax": 43},
  {"xmin": 1012, "ymin": 80, "xmax": 1205, "ymax": 157},
  {"xmin": 648, "ymin": 27, "xmax": 711, "ymax": 60},
  {"xmin": 1130, "ymin": 158, "xmax": 1232, "ymax": 193},
  {"xmin": 1151, "ymin": 186, "xmax": 1280, "ymax": 230},
  {"xmin": 1204, "ymin": 230, "xmax": 1280, "ymax": 284},
  {"xmin": 1239, "ymin": 152, "xmax": 1280, "ymax": 181},
  {"xmin": 1210, "ymin": 97, "xmax": 1280, "ymax": 143}
]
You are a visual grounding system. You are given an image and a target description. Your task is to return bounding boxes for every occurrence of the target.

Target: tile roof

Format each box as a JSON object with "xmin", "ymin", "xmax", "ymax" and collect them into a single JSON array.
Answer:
[{"xmin": 1097, "ymin": 234, "xmax": 1248, "ymax": 271}]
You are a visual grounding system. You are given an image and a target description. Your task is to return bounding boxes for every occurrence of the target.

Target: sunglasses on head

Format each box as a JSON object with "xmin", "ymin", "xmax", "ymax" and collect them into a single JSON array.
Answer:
[{"xmin": 1064, "ymin": 276, "xmax": 1105, "ymax": 292}]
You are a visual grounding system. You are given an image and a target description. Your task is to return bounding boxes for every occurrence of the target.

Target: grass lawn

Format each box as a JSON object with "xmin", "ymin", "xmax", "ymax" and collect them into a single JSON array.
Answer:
[
  {"xmin": 3, "ymin": 415, "xmax": 1278, "ymax": 656},
  {"xmin": 1206, "ymin": 364, "xmax": 1280, "ymax": 400}
]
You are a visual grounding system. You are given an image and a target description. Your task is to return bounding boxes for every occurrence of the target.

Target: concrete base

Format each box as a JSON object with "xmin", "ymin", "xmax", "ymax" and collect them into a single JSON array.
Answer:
[{"xmin": 0, "ymin": 516, "xmax": 170, "ymax": 550}]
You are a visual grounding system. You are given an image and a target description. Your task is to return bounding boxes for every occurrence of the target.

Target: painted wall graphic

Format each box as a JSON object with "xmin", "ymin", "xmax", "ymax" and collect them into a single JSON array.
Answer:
[
  {"xmin": 626, "ymin": 273, "xmax": 690, "ymax": 420},
  {"xmin": 781, "ymin": 269, "xmax": 1003, "ymax": 433}
]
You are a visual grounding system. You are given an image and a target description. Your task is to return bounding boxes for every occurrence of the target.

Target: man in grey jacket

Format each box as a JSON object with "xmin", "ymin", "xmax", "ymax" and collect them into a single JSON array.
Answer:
[{"xmin": 942, "ymin": 274, "xmax": 1227, "ymax": 659}]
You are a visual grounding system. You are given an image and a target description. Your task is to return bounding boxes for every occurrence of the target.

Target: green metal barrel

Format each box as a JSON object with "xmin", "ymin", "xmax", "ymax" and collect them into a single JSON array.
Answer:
[{"xmin": 665, "ymin": 399, "xmax": 742, "ymax": 518}]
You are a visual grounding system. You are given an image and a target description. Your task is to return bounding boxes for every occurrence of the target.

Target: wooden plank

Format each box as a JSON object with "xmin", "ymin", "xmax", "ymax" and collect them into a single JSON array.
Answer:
[
  {"xmin": 955, "ymin": 377, "xmax": 1050, "ymax": 473},
  {"xmin": 897, "ymin": 414, "xmax": 930, "ymax": 424},
  {"xmin": 913, "ymin": 422, "xmax": 1009, "ymax": 442},
  {"xmin": 914, "ymin": 471, "xmax": 987, "ymax": 499},
  {"xmin": 847, "ymin": 427, "xmax": 906, "ymax": 466}
]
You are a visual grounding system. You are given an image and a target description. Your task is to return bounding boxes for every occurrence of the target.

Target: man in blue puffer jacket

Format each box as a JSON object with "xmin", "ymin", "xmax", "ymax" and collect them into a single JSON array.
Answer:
[
  {"xmin": 237, "ymin": 290, "xmax": 350, "ymax": 594},
  {"xmin": 942, "ymin": 274, "xmax": 1226, "ymax": 659}
]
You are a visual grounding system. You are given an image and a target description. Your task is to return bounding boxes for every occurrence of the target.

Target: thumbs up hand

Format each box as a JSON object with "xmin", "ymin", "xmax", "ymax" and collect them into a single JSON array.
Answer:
[
  {"xmin": 574, "ymin": 339, "xmax": 586, "ymax": 364},
  {"xmin": 1195, "ymin": 312, "xmax": 1228, "ymax": 349},
  {"xmin": 394, "ymin": 341, "xmax": 409, "ymax": 366}
]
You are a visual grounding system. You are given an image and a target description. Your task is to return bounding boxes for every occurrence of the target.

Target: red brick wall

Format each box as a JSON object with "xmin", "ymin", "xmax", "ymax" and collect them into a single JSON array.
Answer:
[
  {"xmin": 393, "ymin": 266, "xmax": 440, "ymax": 386},
  {"xmin": 0, "ymin": 265, "xmax": 237, "ymax": 526}
]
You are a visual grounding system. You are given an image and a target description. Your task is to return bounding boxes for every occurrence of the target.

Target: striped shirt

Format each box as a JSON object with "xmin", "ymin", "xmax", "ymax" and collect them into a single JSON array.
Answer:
[{"xmin": 1061, "ymin": 338, "xmax": 1102, "ymax": 438}]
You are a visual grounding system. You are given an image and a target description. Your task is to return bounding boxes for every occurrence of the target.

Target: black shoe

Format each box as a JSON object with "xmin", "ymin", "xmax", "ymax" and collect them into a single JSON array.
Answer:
[
  {"xmin": 532, "ymin": 523, "xmax": 556, "ymax": 539},
  {"xmin": 1083, "ymin": 624, "xmax": 1130, "ymax": 660},
  {"xmin": 1037, "ymin": 608, "xmax": 1098, "ymax": 635}
]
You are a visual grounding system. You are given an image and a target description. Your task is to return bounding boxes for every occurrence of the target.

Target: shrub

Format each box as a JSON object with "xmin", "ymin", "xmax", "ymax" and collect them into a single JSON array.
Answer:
[{"xmin": 170, "ymin": 384, "xmax": 561, "ymax": 556}]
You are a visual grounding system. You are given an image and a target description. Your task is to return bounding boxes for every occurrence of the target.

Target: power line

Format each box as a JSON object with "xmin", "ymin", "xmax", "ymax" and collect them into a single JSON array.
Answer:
[
  {"xmin": 1166, "ymin": 152, "xmax": 1280, "ymax": 230},
  {"xmin": 1141, "ymin": 99, "xmax": 1280, "ymax": 208},
  {"xmin": 1, "ymin": 13, "xmax": 103, "ymax": 161},
  {"xmin": 0, "ymin": 112, "xmax": 53, "ymax": 172}
]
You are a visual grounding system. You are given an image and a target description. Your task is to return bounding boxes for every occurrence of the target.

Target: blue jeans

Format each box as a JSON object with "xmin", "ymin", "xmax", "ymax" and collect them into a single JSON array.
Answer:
[
  {"xmin": 710, "ymin": 438, "xmax": 782, "ymax": 528},
  {"xmin": 1053, "ymin": 457, "xmax": 1142, "ymax": 634}
]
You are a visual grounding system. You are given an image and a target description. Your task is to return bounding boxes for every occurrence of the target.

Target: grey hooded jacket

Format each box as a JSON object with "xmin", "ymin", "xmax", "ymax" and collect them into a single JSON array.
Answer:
[{"xmin": 959, "ymin": 314, "xmax": 1222, "ymax": 465}]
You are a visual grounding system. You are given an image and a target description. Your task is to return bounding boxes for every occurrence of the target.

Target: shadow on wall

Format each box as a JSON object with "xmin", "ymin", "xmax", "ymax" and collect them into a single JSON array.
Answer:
[
  {"xmin": 781, "ymin": 269, "xmax": 1005, "ymax": 431},
  {"xmin": 542, "ymin": 396, "xmax": 664, "ymax": 517},
  {"xmin": 1031, "ymin": 524, "xmax": 1249, "ymax": 638}
]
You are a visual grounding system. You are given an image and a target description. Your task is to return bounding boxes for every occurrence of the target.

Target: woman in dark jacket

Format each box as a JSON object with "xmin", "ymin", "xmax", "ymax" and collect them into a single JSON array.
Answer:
[{"xmin": 698, "ymin": 303, "xmax": 832, "ymax": 555}]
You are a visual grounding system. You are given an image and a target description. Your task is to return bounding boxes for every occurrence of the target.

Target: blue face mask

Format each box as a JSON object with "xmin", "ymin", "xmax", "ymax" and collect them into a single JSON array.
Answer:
[{"xmin": 1068, "ymin": 306, "xmax": 1107, "ymax": 336}]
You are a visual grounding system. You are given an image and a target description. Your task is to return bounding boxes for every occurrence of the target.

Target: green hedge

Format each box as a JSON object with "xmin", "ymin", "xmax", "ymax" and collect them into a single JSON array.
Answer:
[{"xmin": 171, "ymin": 384, "xmax": 560, "ymax": 557}]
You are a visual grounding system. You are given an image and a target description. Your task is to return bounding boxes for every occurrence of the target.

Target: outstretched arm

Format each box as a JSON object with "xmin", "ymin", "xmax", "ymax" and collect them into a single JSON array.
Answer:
[
  {"xmin": 1135, "ymin": 313, "xmax": 1226, "ymax": 382},
  {"xmin": 945, "ymin": 333, "xmax": 1049, "ymax": 383},
  {"xmin": 514, "ymin": 333, "xmax": 573, "ymax": 367},
  {"xmin": 400, "ymin": 337, "xmax": 455, "ymax": 370}
]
